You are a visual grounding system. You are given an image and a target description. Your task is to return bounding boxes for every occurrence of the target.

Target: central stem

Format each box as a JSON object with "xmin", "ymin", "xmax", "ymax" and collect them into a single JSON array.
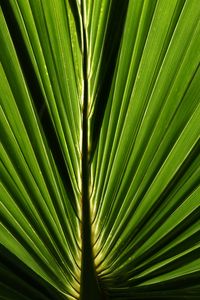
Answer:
[{"xmin": 80, "ymin": 2, "xmax": 102, "ymax": 300}]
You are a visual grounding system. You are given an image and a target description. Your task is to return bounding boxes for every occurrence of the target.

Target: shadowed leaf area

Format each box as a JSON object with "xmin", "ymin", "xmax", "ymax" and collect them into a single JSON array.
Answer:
[{"xmin": 0, "ymin": 0, "xmax": 200, "ymax": 299}]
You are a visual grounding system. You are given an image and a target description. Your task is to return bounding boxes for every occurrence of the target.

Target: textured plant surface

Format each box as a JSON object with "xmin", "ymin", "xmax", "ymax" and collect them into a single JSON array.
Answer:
[{"xmin": 0, "ymin": 0, "xmax": 200, "ymax": 299}]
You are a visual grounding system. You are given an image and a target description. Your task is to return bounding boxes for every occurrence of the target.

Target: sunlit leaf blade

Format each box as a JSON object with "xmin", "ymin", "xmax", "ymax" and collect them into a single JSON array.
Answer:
[
  {"xmin": 0, "ymin": 7, "xmax": 81, "ymax": 299},
  {"xmin": 91, "ymin": 0, "xmax": 200, "ymax": 297},
  {"xmin": 0, "ymin": 0, "xmax": 200, "ymax": 299},
  {"xmin": 7, "ymin": 0, "xmax": 83, "ymax": 199}
]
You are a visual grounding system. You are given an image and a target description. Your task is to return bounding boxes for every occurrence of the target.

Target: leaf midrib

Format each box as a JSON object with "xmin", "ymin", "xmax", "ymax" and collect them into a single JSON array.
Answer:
[{"xmin": 79, "ymin": 3, "xmax": 103, "ymax": 299}]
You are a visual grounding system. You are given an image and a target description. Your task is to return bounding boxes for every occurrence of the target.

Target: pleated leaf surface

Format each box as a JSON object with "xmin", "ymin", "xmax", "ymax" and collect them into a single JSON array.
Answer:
[{"xmin": 0, "ymin": 0, "xmax": 200, "ymax": 299}]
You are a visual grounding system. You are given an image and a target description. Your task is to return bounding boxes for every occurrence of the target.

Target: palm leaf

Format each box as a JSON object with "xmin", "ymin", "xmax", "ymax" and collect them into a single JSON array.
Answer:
[{"xmin": 0, "ymin": 0, "xmax": 200, "ymax": 299}]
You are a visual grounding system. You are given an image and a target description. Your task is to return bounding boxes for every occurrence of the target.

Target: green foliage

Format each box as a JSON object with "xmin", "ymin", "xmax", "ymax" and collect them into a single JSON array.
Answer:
[{"xmin": 0, "ymin": 0, "xmax": 200, "ymax": 299}]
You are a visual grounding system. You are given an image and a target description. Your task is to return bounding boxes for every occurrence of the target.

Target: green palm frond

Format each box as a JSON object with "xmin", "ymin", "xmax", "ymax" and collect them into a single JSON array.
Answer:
[{"xmin": 0, "ymin": 0, "xmax": 200, "ymax": 299}]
